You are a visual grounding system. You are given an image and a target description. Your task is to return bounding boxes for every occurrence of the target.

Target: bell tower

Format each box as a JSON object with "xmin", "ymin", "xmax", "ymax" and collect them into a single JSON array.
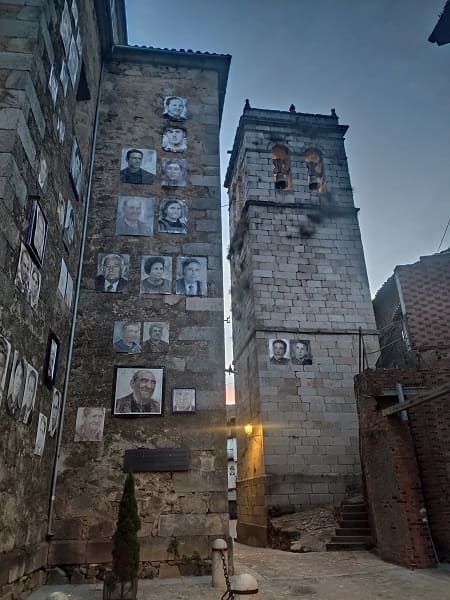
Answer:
[{"xmin": 225, "ymin": 104, "xmax": 378, "ymax": 546}]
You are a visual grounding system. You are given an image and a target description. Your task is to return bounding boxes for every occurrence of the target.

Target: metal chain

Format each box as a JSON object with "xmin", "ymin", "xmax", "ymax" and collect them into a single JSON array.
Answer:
[{"xmin": 220, "ymin": 549, "xmax": 234, "ymax": 600}]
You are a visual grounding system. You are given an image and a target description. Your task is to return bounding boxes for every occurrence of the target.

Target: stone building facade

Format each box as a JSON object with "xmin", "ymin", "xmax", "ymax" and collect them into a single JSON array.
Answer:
[
  {"xmin": 225, "ymin": 106, "xmax": 378, "ymax": 546},
  {"xmin": 0, "ymin": 0, "xmax": 230, "ymax": 593}
]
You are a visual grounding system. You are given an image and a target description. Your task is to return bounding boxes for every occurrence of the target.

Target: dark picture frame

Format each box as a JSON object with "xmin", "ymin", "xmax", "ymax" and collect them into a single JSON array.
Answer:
[
  {"xmin": 26, "ymin": 198, "xmax": 48, "ymax": 268},
  {"xmin": 112, "ymin": 366, "xmax": 164, "ymax": 417},
  {"xmin": 45, "ymin": 332, "xmax": 60, "ymax": 386},
  {"xmin": 172, "ymin": 388, "xmax": 196, "ymax": 414}
]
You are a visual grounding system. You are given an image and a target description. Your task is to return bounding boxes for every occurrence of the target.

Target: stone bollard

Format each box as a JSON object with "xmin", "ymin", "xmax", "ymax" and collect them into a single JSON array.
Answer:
[
  {"xmin": 211, "ymin": 538, "xmax": 228, "ymax": 589},
  {"xmin": 233, "ymin": 573, "xmax": 259, "ymax": 598}
]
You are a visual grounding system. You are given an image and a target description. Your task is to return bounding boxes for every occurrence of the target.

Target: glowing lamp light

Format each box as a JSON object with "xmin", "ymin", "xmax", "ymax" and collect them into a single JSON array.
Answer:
[{"xmin": 244, "ymin": 424, "xmax": 253, "ymax": 436}]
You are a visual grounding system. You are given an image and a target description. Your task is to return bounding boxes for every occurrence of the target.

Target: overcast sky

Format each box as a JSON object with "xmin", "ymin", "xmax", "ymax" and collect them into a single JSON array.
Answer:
[{"xmin": 125, "ymin": 0, "xmax": 450, "ymax": 399}]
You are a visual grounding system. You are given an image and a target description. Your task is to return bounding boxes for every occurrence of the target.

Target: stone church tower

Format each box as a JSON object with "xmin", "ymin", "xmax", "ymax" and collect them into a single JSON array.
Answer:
[{"xmin": 225, "ymin": 105, "xmax": 378, "ymax": 546}]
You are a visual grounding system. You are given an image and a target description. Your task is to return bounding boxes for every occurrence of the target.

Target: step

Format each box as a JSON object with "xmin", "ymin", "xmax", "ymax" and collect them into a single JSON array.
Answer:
[
  {"xmin": 326, "ymin": 541, "xmax": 371, "ymax": 551},
  {"xmin": 341, "ymin": 512, "xmax": 368, "ymax": 520},
  {"xmin": 342, "ymin": 507, "xmax": 367, "ymax": 515},
  {"xmin": 331, "ymin": 535, "xmax": 372, "ymax": 544},
  {"xmin": 342, "ymin": 503, "xmax": 366, "ymax": 512},
  {"xmin": 339, "ymin": 520, "xmax": 369, "ymax": 528},
  {"xmin": 335, "ymin": 528, "xmax": 371, "ymax": 536}
]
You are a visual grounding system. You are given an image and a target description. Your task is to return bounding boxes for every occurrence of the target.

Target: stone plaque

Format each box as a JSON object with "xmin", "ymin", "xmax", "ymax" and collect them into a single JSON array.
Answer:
[{"xmin": 124, "ymin": 447, "xmax": 189, "ymax": 472}]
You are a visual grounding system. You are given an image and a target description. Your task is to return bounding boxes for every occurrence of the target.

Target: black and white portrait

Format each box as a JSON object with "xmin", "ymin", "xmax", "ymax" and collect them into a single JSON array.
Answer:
[
  {"xmin": 120, "ymin": 148, "xmax": 156, "ymax": 185},
  {"xmin": 6, "ymin": 351, "xmax": 26, "ymax": 420},
  {"xmin": 0, "ymin": 334, "xmax": 11, "ymax": 408},
  {"xmin": 76, "ymin": 29, "xmax": 82, "ymax": 56},
  {"xmin": 60, "ymin": 60, "xmax": 69, "ymax": 96},
  {"xmin": 63, "ymin": 199, "xmax": 75, "ymax": 250},
  {"xmin": 57, "ymin": 192, "xmax": 66, "ymax": 228},
  {"xmin": 65, "ymin": 270, "xmax": 73, "ymax": 308},
  {"xmin": 45, "ymin": 333, "xmax": 60, "ymax": 385},
  {"xmin": 140, "ymin": 256, "xmax": 172, "ymax": 295},
  {"xmin": 74, "ymin": 407, "xmax": 105, "ymax": 442},
  {"xmin": 48, "ymin": 388, "xmax": 61, "ymax": 437},
  {"xmin": 158, "ymin": 199, "xmax": 187, "ymax": 234},
  {"xmin": 48, "ymin": 65, "xmax": 58, "ymax": 106},
  {"xmin": 27, "ymin": 264, "xmax": 41, "ymax": 309},
  {"xmin": 57, "ymin": 258, "xmax": 68, "ymax": 298},
  {"xmin": 176, "ymin": 257, "xmax": 207, "ymax": 296},
  {"xmin": 96, "ymin": 253, "xmax": 129, "ymax": 293},
  {"xmin": 172, "ymin": 388, "xmax": 196, "ymax": 414},
  {"xmin": 26, "ymin": 199, "xmax": 48, "ymax": 267},
  {"xmin": 142, "ymin": 322, "xmax": 169, "ymax": 352},
  {"xmin": 113, "ymin": 322, "xmax": 142, "ymax": 353},
  {"xmin": 38, "ymin": 156, "xmax": 48, "ymax": 190},
  {"xmin": 15, "ymin": 243, "xmax": 32, "ymax": 295},
  {"xmin": 162, "ymin": 126, "xmax": 187, "ymax": 152},
  {"xmin": 163, "ymin": 96, "xmax": 187, "ymax": 121},
  {"xmin": 290, "ymin": 339, "xmax": 313, "ymax": 365},
  {"xmin": 67, "ymin": 36, "xmax": 79, "ymax": 87},
  {"xmin": 59, "ymin": 1, "xmax": 72, "ymax": 57},
  {"xmin": 56, "ymin": 110, "xmax": 66, "ymax": 143},
  {"xmin": 20, "ymin": 362, "xmax": 38, "ymax": 425},
  {"xmin": 115, "ymin": 196, "xmax": 154, "ymax": 236},
  {"xmin": 70, "ymin": 137, "xmax": 83, "ymax": 200},
  {"xmin": 161, "ymin": 158, "xmax": 187, "ymax": 187},
  {"xmin": 113, "ymin": 367, "xmax": 163, "ymax": 416},
  {"xmin": 34, "ymin": 413, "xmax": 47, "ymax": 457},
  {"xmin": 71, "ymin": 0, "xmax": 79, "ymax": 27},
  {"xmin": 269, "ymin": 338, "xmax": 290, "ymax": 365}
]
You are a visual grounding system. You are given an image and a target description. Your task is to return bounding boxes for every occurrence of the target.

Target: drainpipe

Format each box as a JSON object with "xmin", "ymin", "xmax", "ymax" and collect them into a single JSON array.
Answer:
[{"xmin": 47, "ymin": 63, "xmax": 103, "ymax": 537}]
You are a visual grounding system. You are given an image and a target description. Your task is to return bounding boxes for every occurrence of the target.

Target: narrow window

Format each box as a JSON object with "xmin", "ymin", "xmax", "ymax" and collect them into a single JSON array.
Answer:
[
  {"xmin": 305, "ymin": 148, "xmax": 325, "ymax": 192},
  {"xmin": 272, "ymin": 145, "xmax": 291, "ymax": 190}
]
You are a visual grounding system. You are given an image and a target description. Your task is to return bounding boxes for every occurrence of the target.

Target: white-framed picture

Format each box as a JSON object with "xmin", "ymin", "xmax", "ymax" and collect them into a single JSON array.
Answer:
[
  {"xmin": 269, "ymin": 338, "xmax": 290, "ymax": 365},
  {"xmin": 20, "ymin": 362, "xmax": 38, "ymax": 425},
  {"xmin": 48, "ymin": 388, "xmax": 62, "ymax": 437},
  {"xmin": 69, "ymin": 137, "xmax": 83, "ymax": 200},
  {"xmin": 48, "ymin": 65, "xmax": 58, "ymax": 106},
  {"xmin": 6, "ymin": 351, "xmax": 26, "ymax": 419},
  {"xmin": 63, "ymin": 199, "xmax": 75, "ymax": 250}
]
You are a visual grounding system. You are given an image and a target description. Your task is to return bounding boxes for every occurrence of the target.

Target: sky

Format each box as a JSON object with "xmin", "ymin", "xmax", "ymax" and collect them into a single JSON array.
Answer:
[{"xmin": 125, "ymin": 0, "xmax": 450, "ymax": 401}]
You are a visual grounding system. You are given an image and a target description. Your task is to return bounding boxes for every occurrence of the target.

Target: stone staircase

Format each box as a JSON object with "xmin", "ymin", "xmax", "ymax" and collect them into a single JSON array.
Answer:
[{"xmin": 326, "ymin": 501, "xmax": 373, "ymax": 551}]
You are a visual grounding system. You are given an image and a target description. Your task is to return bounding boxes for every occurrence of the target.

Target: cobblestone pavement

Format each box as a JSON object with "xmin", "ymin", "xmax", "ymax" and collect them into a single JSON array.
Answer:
[{"xmin": 30, "ymin": 542, "xmax": 450, "ymax": 600}]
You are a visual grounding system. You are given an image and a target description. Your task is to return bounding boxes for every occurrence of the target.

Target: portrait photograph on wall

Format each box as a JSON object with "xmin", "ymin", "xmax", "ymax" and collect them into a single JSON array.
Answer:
[
  {"xmin": 140, "ymin": 255, "xmax": 172, "ymax": 295},
  {"xmin": 163, "ymin": 96, "xmax": 187, "ymax": 121},
  {"xmin": 48, "ymin": 388, "xmax": 62, "ymax": 437},
  {"xmin": 269, "ymin": 338, "xmax": 290, "ymax": 365},
  {"xmin": 120, "ymin": 148, "xmax": 156, "ymax": 185},
  {"xmin": 176, "ymin": 256, "xmax": 207, "ymax": 296},
  {"xmin": 60, "ymin": 60, "xmax": 69, "ymax": 96},
  {"xmin": 57, "ymin": 192, "xmax": 66, "ymax": 228},
  {"xmin": 161, "ymin": 158, "xmax": 187, "ymax": 187},
  {"xmin": 67, "ymin": 36, "xmax": 79, "ymax": 86},
  {"xmin": 162, "ymin": 126, "xmax": 187, "ymax": 152},
  {"xmin": 65, "ymin": 271, "xmax": 73, "ymax": 308},
  {"xmin": 20, "ymin": 362, "xmax": 38, "ymax": 425},
  {"xmin": 34, "ymin": 413, "xmax": 47, "ymax": 457},
  {"xmin": 0, "ymin": 334, "xmax": 11, "ymax": 407},
  {"xmin": 113, "ymin": 367, "xmax": 163, "ymax": 416},
  {"xmin": 57, "ymin": 258, "xmax": 68, "ymax": 298},
  {"xmin": 70, "ymin": 137, "xmax": 83, "ymax": 200},
  {"xmin": 45, "ymin": 332, "xmax": 60, "ymax": 385},
  {"xmin": 290, "ymin": 339, "xmax": 313, "ymax": 365},
  {"xmin": 38, "ymin": 156, "xmax": 48, "ymax": 190},
  {"xmin": 74, "ymin": 407, "xmax": 105, "ymax": 442},
  {"xmin": 172, "ymin": 388, "xmax": 196, "ymax": 414},
  {"xmin": 15, "ymin": 243, "xmax": 32, "ymax": 295},
  {"xmin": 113, "ymin": 321, "xmax": 142, "ymax": 353},
  {"xmin": 48, "ymin": 65, "xmax": 58, "ymax": 106},
  {"xmin": 56, "ymin": 111, "xmax": 66, "ymax": 143},
  {"xmin": 96, "ymin": 253, "xmax": 129, "ymax": 293},
  {"xmin": 115, "ymin": 196, "xmax": 154, "ymax": 236},
  {"xmin": 142, "ymin": 322, "xmax": 169, "ymax": 352},
  {"xmin": 63, "ymin": 199, "xmax": 75, "ymax": 250},
  {"xmin": 26, "ymin": 198, "xmax": 48, "ymax": 268},
  {"xmin": 27, "ymin": 264, "xmax": 41, "ymax": 309},
  {"xmin": 60, "ymin": 1, "xmax": 72, "ymax": 56},
  {"xmin": 158, "ymin": 199, "xmax": 187, "ymax": 234},
  {"xmin": 6, "ymin": 351, "xmax": 26, "ymax": 420}
]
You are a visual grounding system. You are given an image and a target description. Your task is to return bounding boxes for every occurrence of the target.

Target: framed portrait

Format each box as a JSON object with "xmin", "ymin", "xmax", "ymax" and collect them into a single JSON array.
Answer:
[
  {"xmin": 57, "ymin": 258, "xmax": 68, "ymax": 297},
  {"xmin": 290, "ymin": 339, "xmax": 313, "ymax": 365},
  {"xmin": 163, "ymin": 96, "xmax": 187, "ymax": 121},
  {"xmin": 60, "ymin": 61, "xmax": 69, "ymax": 96},
  {"xmin": 57, "ymin": 192, "xmax": 66, "ymax": 228},
  {"xmin": 161, "ymin": 158, "xmax": 187, "ymax": 187},
  {"xmin": 113, "ymin": 321, "xmax": 142, "ymax": 353},
  {"xmin": 162, "ymin": 126, "xmax": 187, "ymax": 153},
  {"xmin": 59, "ymin": 1, "xmax": 72, "ymax": 57},
  {"xmin": 120, "ymin": 147, "xmax": 156, "ymax": 185},
  {"xmin": 113, "ymin": 366, "xmax": 163, "ymax": 416},
  {"xmin": 45, "ymin": 332, "xmax": 60, "ymax": 386},
  {"xmin": 96, "ymin": 253, "xmax": 129, "ymax": 293},
  {"xmin": 142, "ymin": 321, "xmax": 169, "ymax": 352},
  {"xmin": 26, "ymin": 199, "xmax": 48, "ymax": 268},
  {"xmin": 74, "ymin": 407, "xmax": 105, "ymax": 442},
  {"xmin": 48, "ymin": 65, "xmax": 58, "ymax": 106},
  {"xmin": 269, "ymin": 338, "xmax": 290, "ymax": 365},
  {"xmin": 175, "ymin": 256, "xmax": 207, "ymax": 296},
  {"xmin": 20, "ymin": 362, "xmax": 38, "ymax": 425},
  {"xmin": 48, "ymin": 388, "xmax": 62, "ymax": 437},
  {"xmin": 56, "ymin": 110, "xmax": 66, "ymax": 143},
  {"xmin": 140, "ymin": 255, "xmax": 172, "ymax": 295},
  {"xmin": 15, "ymin": 243, "xmax": 32, "ymax": 295},
  {"xmin": 28, "ymin": 263, "xmax": 41, "ymax": 309},
  {"xmin": 34, "ymin": 413, "xmax": 47, "ymax": 457},
  {"xmin": 6, "ymin": 351, "xmax": 26, "ymax": 420},
  {"xmin": 0, "ymin": 334, "xmax": 12, "ymax": 408},
  {"xmin": 69, "ymin": 137, "xmax": 83, "ymax": 200},
  {"xmin": 172, "ymin": 388, "xmax": 196, "ymax": 414},
  {"xmin": 67, "ymin": 35, "xmax": 79, "ymax": 87},
  {"xmin": 158, "ymin": 199, "xmax": 187, "ymax": 234},
  {"xmin": 115, "ymin": 196, "xmax": 154, "ymax": 236},
  {"xmin": 63, "ymin": 199, "xmax": 75, "ymax": 250},
  {"xmin": 38, "ymin": 156, "xmax": 48, "ymax": 190}
]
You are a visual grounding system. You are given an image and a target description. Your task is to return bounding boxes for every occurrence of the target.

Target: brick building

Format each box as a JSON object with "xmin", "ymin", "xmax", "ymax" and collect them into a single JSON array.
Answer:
[
  {"xmin": 225, "ymin": 105, "xmax": 378, "ymax": 546},
  {"xmin": 0, "ymin": 0, "xmax": 230, "ymax": 593}
]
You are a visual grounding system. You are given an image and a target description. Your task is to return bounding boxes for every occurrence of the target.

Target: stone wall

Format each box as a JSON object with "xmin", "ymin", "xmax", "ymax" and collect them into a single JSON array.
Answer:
[
  {"xmin": 0, "ymin": 0, "xmax": 102, "ymax": 596},
  {"xmin": 51, "ymin": 48, "xmax": 231, "ymax": 578}
]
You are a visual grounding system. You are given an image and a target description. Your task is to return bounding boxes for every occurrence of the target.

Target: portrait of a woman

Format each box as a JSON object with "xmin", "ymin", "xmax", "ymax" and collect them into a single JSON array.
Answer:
[
  {"xmin": 140, "ymin": 256, "xmax": 172, "ymax": 294},
  {"xmin": 158, "ymin": 199, "xmax": 187, "ymax": 234}
]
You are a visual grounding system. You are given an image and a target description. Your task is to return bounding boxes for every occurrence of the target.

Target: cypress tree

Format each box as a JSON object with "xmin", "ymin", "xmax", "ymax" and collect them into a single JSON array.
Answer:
[{"xmin": 111, "ymin": 473, "xmax": 141, "ymax": 583}]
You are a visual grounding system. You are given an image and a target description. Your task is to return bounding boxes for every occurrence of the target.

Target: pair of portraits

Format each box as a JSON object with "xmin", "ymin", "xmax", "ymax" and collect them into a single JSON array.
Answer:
[
  {"xmin": 113, "ymin": 321, "xmax": 169, "ymax": 354},
  {"xmin": 95, "ymin": 254, "xmax": 207, "ymax": 297},
  {"xmin": 269, "ymin": 339, "xmax": 313, "ymax": 365},
  {"xmin": 120, "ymin": 148, "xmax": 187, "ymax": 187},
  {"xmin": 115, "ymin": 197, "xmax": 188, "ymax": 236}
]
